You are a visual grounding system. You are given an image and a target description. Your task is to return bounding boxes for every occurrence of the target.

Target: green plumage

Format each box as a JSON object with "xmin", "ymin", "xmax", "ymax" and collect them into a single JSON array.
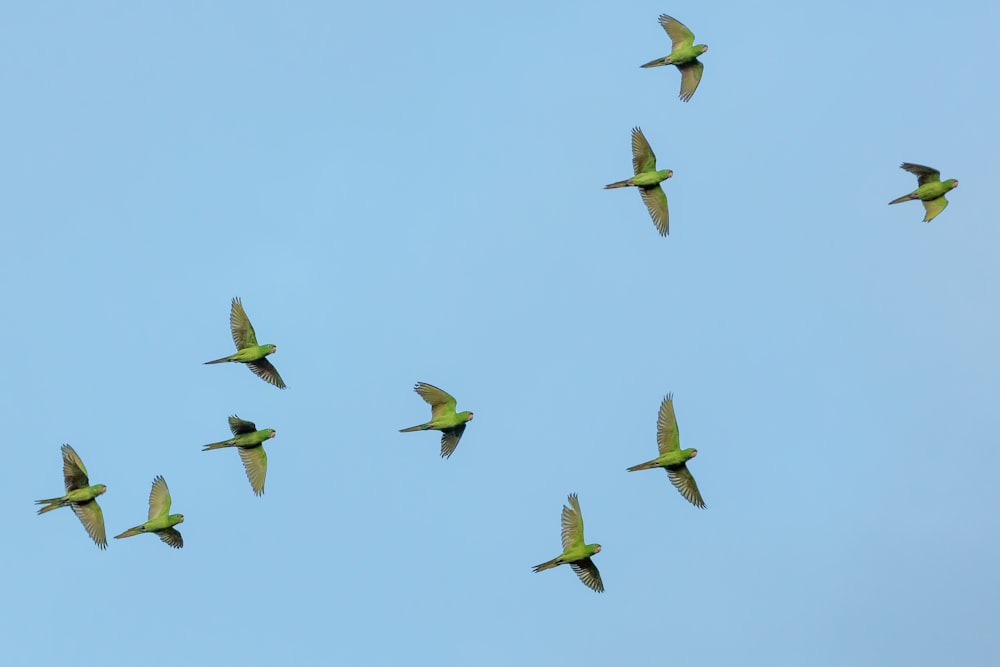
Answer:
[
  {"xmin": 204, "ymin": 297, "xmax": 286, "ymax": 388},
  {"xmin": 203, "ymin": 415, "xmax": 276, "ymax": 496},
  {"xmin": 605, "ymin": 127, "xmax": 673, "ymax": 236},
  {"xmin": 640, "ymin": 14, "xmax": 708, "ymax": 102},
  {"xmin": 532, "ymin": 493, "xmax": 604, "ymax": 593},
  {"xmin": 35, "ymin": 444, "xmax": 108, "ymax": 549},
  {"xmin": 399, "ymin": 382, "xmax": 474, "ymax": 459},
  {"xmin": 626, "ymin": 394, "xmax": 706, "ymax": 508},
  {"xmin": 888, "ymin": 163, "xmax": 958, "ymax": 222},
  {"xmin": 114, "ymin": 475, "xmax": 185, "ymax": 549}
]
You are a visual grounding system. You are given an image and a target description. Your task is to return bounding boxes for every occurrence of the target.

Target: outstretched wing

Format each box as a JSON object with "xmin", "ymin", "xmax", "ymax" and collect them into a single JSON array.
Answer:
[
  {"xmin": 639, "ymin": 185, "xmax": 670, "ymax": 236},
  {"xmin": 901, "ymin": 163, "xmax": 941, "ymax": 187},
  {"xmin": 414, "ymin": 382, "xmax": 458, "ymax": 419},
  {"xmin": 656, "ymin": 394, "xmax": 680, "ymax": 455},
  {"xmin": 72, "ymin": 500, "xmax": 107, "ymax": 549},
  {"xmin": 61, "ymin": 444, "xmax": 90, "ymax": 492},
  {"xmin": 677, "ymin": 60, "xmax": 704, "ymax": 102},
  {"xmin": 570, "ymin": 558, "xmax": 605, "ymax": 593},
  {"xmin": 247, "ymin": 358, "xmax": 286, "ymax": 389},
  {"xmin": 239, "ymin": 445, "xmax": 268, "ymax": 496},
  {"xmin": 147, "ymin": 475, "xmax": 172, "ymax": 521},
  {"xmin": 631, "ymin": 127, "xmax": 657, "ymax": 175},
  {"xmin": 560, "ymin": 493, "xmax": 585, "ymax": 551},
  {"xmin": 658, "ymin": 14, "xmax": 696, "ymax": 50},
  {"xmin": 667, "ymin": 464, "xmax": 706, "ymax": 508},
  {"xmin": 157, "ymin": 528, "xmax": 184, "ymax": 549},
  {"xmin": 229, "ymin": 415, "xmax": 258, "ymax": 436},
  {"xmin": 922, "ymin": 196, "xmax": 949, "ymax": 222},
  {"xmin": 229, "ymin": 297, "xmax": 258, "ymax": 349},
  {"xmin": 440, "ymin": 424, "xmax": 467, "ymax": 459}
]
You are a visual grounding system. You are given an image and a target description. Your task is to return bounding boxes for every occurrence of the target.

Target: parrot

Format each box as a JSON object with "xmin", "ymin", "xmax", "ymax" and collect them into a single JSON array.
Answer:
[
  {"xmin": 399, "ymin": 382, "xmax": 474, "ymax": 459},
  {"xmin": 605, "ymin": 127, "xmax": 673, "ymax": 236},
  {"xmin": 640, "ymin": 14, "xmax": 708, "ymax": 102},
  {"xmin": 114, "ymin": 475, "xmax": 185, "ymax": 548},
  {"xmin": 888, "ymin": 163, "xmax": 958, "ymax": 222},
  {"xmin": 532, "ymin": 493, "xmax": 604, "ymax": 593},
  {"xmin": 204, "ymin": 297, "xmax": 286, "ymax": 389},
  {"xmin": 35, "ymin": 444, "xmax": 108, "ymax": 549},
  {"xmin": 627, "ymin": 393, "xmax": 706, "ymax": 508},
  {"xmin": 203, "ymin": 415, "xmax": 276, "ymax": 496}
]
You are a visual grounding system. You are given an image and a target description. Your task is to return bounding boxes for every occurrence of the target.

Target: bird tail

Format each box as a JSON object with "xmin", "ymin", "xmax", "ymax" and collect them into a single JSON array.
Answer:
[
  {"xmin": 640, "ymin": 56, "xmax": 669, "ymax": 68},
  {"xmin": 114, "ymin": 525, "xmax": 146, "ymax": 539},
  {"xmin": 399, "ymin": 423, "xmax": 430, "ymax": 433},
  {"xmin": 202, "ymin": 439, "xmax": 236, "ymax": 451},
  {"xmin": 34, "ymin": 497, "xmax": 65, "ymax": 514},
  {"xmin": 532, "ymin": 557, "xmax": 563, "ymax": 573},
  {"xmin": 604, "ymin": 178, "xmax": 634, "ymax": 189},
  {"xmin": 203, "ymin": 355, "xmax": 235, "ymax": 365},
  {"xmin": 888, "ymin": 193, "xmax": 915, "ymax": 205},
  {"xmin": 626, "ymin": 459, "xmax": 661, "ymax": 472}
]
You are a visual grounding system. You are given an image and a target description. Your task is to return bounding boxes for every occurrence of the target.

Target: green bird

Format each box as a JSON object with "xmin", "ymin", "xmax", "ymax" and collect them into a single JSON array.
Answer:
[
  {"xmin": 204, "ymin": 297, "xmax": 286, "ymax": 389},
  {"xmin": 114, "ymin": 475, "xmax": 185, "ymax": 549},
  {"xmin": 605, "ymin": 127, "xmax": 673, "ymax": 236},
  {"xmin": 35, "ymin": 444, "xmax": 108, "ymax": 549},
  {"xmin": 626, "ymin": 393, "xmax": 706, "ymax": 508},
  {"xmin": 889, "ymin": 163, "xmax": 959, "ymax": 222},
  {"xmin": 532, "ymin": 493, "xmax": 604, "ymax": 593},
  {"xmin": 399, "ymin": 382, "xmax": 474, "ymax": 459},
  {"xmin": 203, "ymin": 415, "xmax": 276, "ymax": 496},
  {"xmin": 641, "ymin": 14, "xmax": 708, "ymax": 102}
]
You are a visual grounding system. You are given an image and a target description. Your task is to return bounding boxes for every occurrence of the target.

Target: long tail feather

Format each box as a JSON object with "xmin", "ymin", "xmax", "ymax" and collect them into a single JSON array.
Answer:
[
  {"xmin": 202, "ymin": 439, "xmax": 236, "ymax": 451},
  {"xmin": 203, "ymin": 355, "xmax": 235, "ymax": 365},
  {"xmin": 114, "ymin": 525, "xmax": 145, "ymax": 539},
  {"xmin": 626, "ymin": 459, "xmax": 661, "ymax": 472},
  {"xmin": 640, "ymin": 57, "xmax": 668, "ymax": 68},
  {"xmin": 35, "ymin": 498, "xmax": 65, "ymax": 514},
  {"xmin": 888, "ymin": 193, "xmax": 915, "ymax": 205},
  {"xmin": 604, "ymin": 178, "xmax": 634, "ymax": 189},
  {"xmin": 532, "ymin": 557, "xmax": 563, "ymax": 572},
  {"xmin": 399, "ymin": 423, "xmax": 430, "ymax": 433}
]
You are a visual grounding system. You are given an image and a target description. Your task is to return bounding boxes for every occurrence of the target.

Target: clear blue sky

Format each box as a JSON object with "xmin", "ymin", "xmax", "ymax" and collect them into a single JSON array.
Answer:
[{"xmin": 4, "ymin": 2, "xmax": 999, "ymax": 665}]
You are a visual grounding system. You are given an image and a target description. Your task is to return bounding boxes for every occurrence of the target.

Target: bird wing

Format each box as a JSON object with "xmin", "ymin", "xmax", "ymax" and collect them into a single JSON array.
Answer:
[
  {"xmin": 414, "ymin": 382, "xmax": 458, "ymax": 420},
  {"xmin": 677, "ymin": 60, "xmax": 704, "ymax": 102},
  {"xmin": 667, "ymin": 464, "xmax": 706, "ymax": 508},
  {"xmin": 61, "ymin": 444, "xmax": 90, "ymax": 491},
  {"xmin": 157, "ymin": 528, "xmax": 184, "ymax": 549},
  {"xmin": 229, "ymin": 297, "xmax": 259, "ymax": 349},
  {"xmin": 901, "ymin": 163, "xmax": 941, "ymax": 187},
  {"xmin": 658, "ymin": 14, "xmax": 695, "ymax": 50},
  {"xmin": 631, "ymin": 127, "xmax": 657, "ymax": 175},
  {"xmin": 247, "ymin": 358, "xmax": 286, "ymax": 389},
  {"xmin": 922, "ymin": 196, "xmax": 949, "ymax": 222},
  {"xmin": 147, "ymin": 475, "xmax": 172, "ymax": 521},
  {"xmin": 72, "ymin": 500, "xmax": 107, "ymax": 549},
  {"xmin": 639, "ymin": 185, "xmax": 670, "ymax": 236},
  {"xmin": 656, "ymin": 394, "xmax": 680, "ymax": 455},
  {"xmin": 238, "ymin": 445, "xmax": 268, "ymax": 496},
  {"xmin": 229, "ymin": 415, "xmax": 258, "ymax": 436},
  {"xmin": 560, "ymin": 493, "xmax": 585, "ymax": 551},
  {"xmin": 570, "ymin": 558, "xmax": 605, "ymax": 593},
  {"xmin": 440, "ymin": 423, "xmax": 467, "ymax": 459}
]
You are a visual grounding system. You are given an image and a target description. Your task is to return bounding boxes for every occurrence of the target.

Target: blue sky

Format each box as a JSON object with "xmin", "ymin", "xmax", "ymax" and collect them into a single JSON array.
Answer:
[{"xmin": 4, "ymin": 2, "xmax": 999, "ymax": 665}]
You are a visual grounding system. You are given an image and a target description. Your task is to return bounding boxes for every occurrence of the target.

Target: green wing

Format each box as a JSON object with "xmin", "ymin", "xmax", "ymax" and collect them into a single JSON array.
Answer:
[
  {"xmin": 658, "ymin": 14, "xmax": 695, "ymax": 50},
  {"xmin": 639, "ymin": 185, "xmax": 670, "ymax": 236},
  {"xmin": 901, "ymin": 163, "xmax": 941, "ymax": 187},
  {"xmin": 414, "ymin": 382, "xmax": 458, "ymax": 419},
  {"xmin": 72, "ymin": 500, "xmax": 107, "ymax": 549},
  {"xmin": 440, "ymin": 424, "xmax": 467, "ymax": 459},
  {"xmin": 560, "ymin": 493, "xmax": 585, "ymax": 551},
  {"xmin": 248, "ymin": 358, "xmax": 286, "ymax": 389},
  {"xmin": 238, "ymin": 445, "xmax": 268, "ymax": 496},
  {"xmin": 229, "ymin": 415, "xmax": 258, "ymax": 436},
  {"xmin": 656, "ymin": 394, "xmax": 680, "ymax": 455},
  {"xmin": 230, "ymin": 297, "xmax": 258, "ymax": 349},
  {"xmin": 570, "ymin": 558, "xmax": 605, "ymax": 593},
  {"xmin": 922, "ymin": 196, "xmax": 949, "ymax": 222},
  {"xmin": 667, "ymin": 464, "xmax": 706, "ymax": 508},
  {"xmin": 157, "ymin": 528, "xmax": 184, "ymax": 549},
  {"xmin": 147, "ymin": 475, "xmax": 172, "ymax": 520},
  {"xmin": 631, "ymin": 127, "xmax": 657, "ymax": 175},
  {"xmin": 677, "ymin": 60, "xmax": 704, "ymax": 102},
  {"xmin": 61, "ymin": 444, "xmax": 90, "ymax": 492}
]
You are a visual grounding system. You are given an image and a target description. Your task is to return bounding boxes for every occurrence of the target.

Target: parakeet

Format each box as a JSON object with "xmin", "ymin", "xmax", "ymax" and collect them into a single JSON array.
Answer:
[
  {"xmin": 605, "ymin": 127, "xmax": 673, "ymax": 236},
  {"xmin": 640, "ymin": 14, "xmax": 708, "ymax": 102},
  {"xmin": 35, "ymin": 444, "xmax": 108, "ymax": 549},
  {"xmin": 204, "ymin": 297, "xmax": 286, "ymax": 389},
  {"xmin": 532, "ymin": 493, "xmax": 604, "ymax": 593},
  {"xmin": 399, "ymin": 382, "xmax": 474, "ymax": 459},
  {"xmin": 888, "ymin": 163, "xmax": 959, "ymax": 222},
  {"xmin": 114, "ymin": 475, "xmax": 185, "ymax": 549},
  {"xmin": 203, "ymin": 415, "xmax": 276, "ymax": 496},
  {"xmin": 627, "ymin": 393, "xmax": 706, "ymax": 508}
]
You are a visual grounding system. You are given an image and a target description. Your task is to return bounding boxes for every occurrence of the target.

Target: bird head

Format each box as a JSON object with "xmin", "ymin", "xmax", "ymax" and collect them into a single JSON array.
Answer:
[
  {"xmin": 268, "ymin": 430, "xmax": 277, "ymax": 439},
  {"xmin": 665, "ymin": 169, "xmax": 674, "ymax": 180},
  {"xmin": 948, "ymin": 179, "xmax": 959, "ymax": 190},
  {"xmin": 97, "ymin": 484, "xmax": 108, "ymax": 495},
  {"xmin": 689, "ymin": 449, "xmax": 698, "ymax": 459},
  {"xmin": 699, "ymin": 44, "xmax": 709, "ymax": 53},
  {"xmin": 176, "ymin": 515, "xmax": 185, "ymax": 524},
  {"xmin": 465, "ymin": 412, "xmax": 475, "ymax": 422},
  {"xmin": 594, "ymin": 544, "xmax": 602, "ymax": 553},
  {"xmin": 269, "ymin": 344, "xmax": 278, "ymax": 354}
]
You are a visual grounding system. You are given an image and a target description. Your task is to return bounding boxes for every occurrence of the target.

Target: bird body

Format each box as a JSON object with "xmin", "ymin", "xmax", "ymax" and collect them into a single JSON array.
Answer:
[
  {"xmin": 532, "ymin": 493, "xmax": 604, "ymax": 592},
  {"xmin": 35, "ymin": 444, "xmax": 108, "ymax": 549},
  {"xmin": 204, "ymin": 297, "xmax": 286, "ymax": 388},
  {"xmin": 204, "ymin": 416, "xmax": 276, "ymax": 495},
  {"xmin": 605, "ymin": 127, "xmax": 673, "ymax": 235},
  {"xmin": 399, "ymin": 382, "xmax": 473, "ymax": 458},
  {"xmin": 114, "ymin": 476, "xmax": 185, "ymax": 548},
  {"xmin": 204, "ymin": 343, "xmax": 277, "ymax": 365},
  {"xmin": 641, "ymin": 14, "xmax": 708, "ymax": 102},
  {"xmin": 626, "ymin": 394, "xmax": 706, "ymax": 508},
  {"xmin": 889, "ymin": 163, "xmax": 958, "ymax": 222}
]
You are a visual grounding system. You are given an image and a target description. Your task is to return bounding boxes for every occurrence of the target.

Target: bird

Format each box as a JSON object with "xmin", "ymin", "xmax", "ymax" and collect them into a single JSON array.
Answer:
[
  {"xmin": 532, "ymin": 493, "xmax": 604, "ymax": 593},
  {"xmin": 203, "ymin": 415, "xmax": 276, "ymax": 496},
  {"xmin": 640, "ymin": 14, "xmax": 708, "ymax": 102},
  {"xmin": 605, "ymin": 127, "xmax": 673, "ymax": 236},
  {"xmin": 626, "ymin": 393, "xmax": 706, "ymax": 508},
  {"xmin": 888, "ymin": 163, "xmax": 959, "ymax": 222},
  {"xmin": 114, "ymin": 475, "xmax": 185, "ymax": 549},
  {"xmin": 399, "ymin": 382, "xmax": 474, "ymax": 459},
  {"xmin": 204, "ymin": 297, "xmax": 286, "ymax": 388},
  {"xmin": 35, "ymin": 444, "xmax": 108, "ymax": 549}
]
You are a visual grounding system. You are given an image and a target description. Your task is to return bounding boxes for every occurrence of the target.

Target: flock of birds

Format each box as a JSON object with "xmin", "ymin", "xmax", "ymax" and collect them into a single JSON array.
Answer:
[{"xmin": 34, "ymin": 13, "xmax": 961, "ymax": 593}]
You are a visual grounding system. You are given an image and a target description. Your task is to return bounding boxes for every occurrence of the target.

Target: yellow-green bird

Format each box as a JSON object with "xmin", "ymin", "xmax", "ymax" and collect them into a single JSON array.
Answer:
[
  {"xmin": 399, "ymin": 382, "xmax": 474, "ymax": 459},
  {"xmin": 888, "ymin": 162, "xmax": 959, "ymax": 222},
  {"xmin": 626, "ymin": 393, "xmax": 706, "ymax": 508},
  {"xmin": 114, "ymin": 475, "xmax": 185, "ymax": 549},
  {"xmin": 203, "ymin": 415, "xmax": 276, "ymax": 496},
  {"xmin": 35, "ymin": 444, "xmax": 108, "ymax": 549},
  {"xmin": 640, "ymin": 14, "xmax": 709, "ymax": 102},
  {"xmin": 532, "ymin": 493, "xmax": 604, "ymax": 593},
  {"xmin": 605, "ymin": 127, "xmax": 673, "ymax": 236},
  {"xmin": 204, "ymin": 297, "xmax": 286, "ymax": 389}
]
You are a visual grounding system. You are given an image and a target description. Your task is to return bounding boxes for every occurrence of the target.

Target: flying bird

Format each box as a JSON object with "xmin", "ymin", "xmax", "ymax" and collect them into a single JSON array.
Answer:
[
  {"xmin": 399, "ymin": 382, "xmax": 474, "ymax": 459},
  {"xmin": 605, "ymin": 127, "xmax": 673, "ymax": 236},
  {"xmin": 532, "ymin": 493, "xmax": 604, "ymax": 593},
  {"xmin": 641, "ymin": 14, "xmax": 708, "ymax": 102},
  {"xmin": 114, "ymin": 475, "xmax": 185, "ymax": 549},
  {"xmin": 204, "ymin": 297, "xmax": 286, "ymax": 388},
  {"xmin": 203, "ymin": 415, "xmax": 276, "ymax": 496},
  {"xmin": 626, "ymin": 394, "xmax": 706, "ymax": 508},
  {"xmin": 888, "ymin": 163, "xmax": 959, "ymax": 222},
  {"xmin": 35, "ymin": 444, "xmax": 108, "ymax": 549}
]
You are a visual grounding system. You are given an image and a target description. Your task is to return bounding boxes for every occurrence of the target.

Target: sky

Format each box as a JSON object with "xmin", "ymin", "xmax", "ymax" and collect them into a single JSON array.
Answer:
[{"xmin": 3, "ymin": 2, "xmax": 999, "ymax": 665}]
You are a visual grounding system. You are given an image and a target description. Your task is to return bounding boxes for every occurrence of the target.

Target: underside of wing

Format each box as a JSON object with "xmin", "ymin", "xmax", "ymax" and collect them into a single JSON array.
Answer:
[
  {"xmin": 230, "ymin": 297, "xmax": 259, "ymax": 349},
  {"xmin": 414, "ymin": 382, "xmax": 457, "ymax": 419},
  {"xmin": 922, "ymin": 196, "xmax": 949, "ymax": 222},
  {"xmin": 229, "ymin": 415, "xmax": 258, "ymax": 436},
  {"xmin": 901, "ymin": 162, "xmax": 941, "ymax": 187},
  {"xmin": 73, "ymin": 500, "xmax": 107, "ymax": 549},
  {"xmin": 656, "ymin": 393, "xmax": 680, "ymax": 455},
  {"xmin": 239, "ymin": 445, "xmax": 268, "ymax": 496},
  {"xmin": 677, "ymin": 60, "xmax": 704, "ymax": 102},
  {"xmin": 639, "ymin": 185, "xmax": 670, "ymax": 236},
  {"xmin": 667, "ymin": 464, "xmax": 706, "ymax": 508},
  {"xmin": 147, "ymin": 475, "xmax": 172, "ymax": 521},
  {"xmin": 248, "ymin": 358, "xmax": 286, "ymax": 389},
  {"xmin": 571, "ymin": 558, "xmax": 605, "ymax": 593},
  {"xmin": 440, "ymin": 423, "xmax": 466, "ymax": 459},
  {"xmin": 659, "ymin": 13, "xmax": 695, "ymax": 50},
  {"xmin": 560, "ymin": 493, "xmax": 584, "ymax": 551},
  {"xmin": 157, "ymin": 528, "xmax": 184, "ymax": 549},
  {"xmin": 61, "ymin": 444, "xmax": 91, "ymax": 491},
  {"xmin": 631, "ymin": 127, "xmax": 657, "ymax": 174}
]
